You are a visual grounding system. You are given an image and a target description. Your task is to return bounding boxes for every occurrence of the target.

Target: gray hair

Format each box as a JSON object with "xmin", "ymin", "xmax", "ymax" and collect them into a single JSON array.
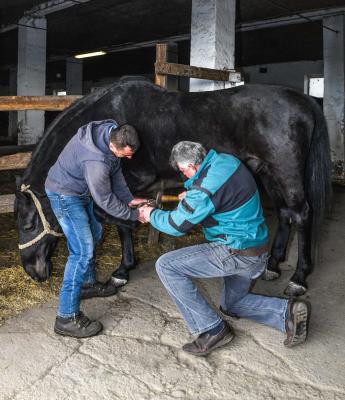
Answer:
[{"xmin": 169, "ymin": 141, "xmax": 207, "ymax": 170}]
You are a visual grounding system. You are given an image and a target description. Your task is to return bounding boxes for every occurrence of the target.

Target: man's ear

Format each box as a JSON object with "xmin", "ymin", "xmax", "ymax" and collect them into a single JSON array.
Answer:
[{"xmin": 109, "ymin": 142, "xmax": 115, "ymax": 151}]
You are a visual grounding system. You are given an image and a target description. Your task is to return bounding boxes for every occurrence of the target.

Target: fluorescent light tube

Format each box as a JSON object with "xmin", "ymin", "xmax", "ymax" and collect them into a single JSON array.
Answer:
[{"xmin": 75, "ymin": 51, "xmax": 106, "ymax": 59}]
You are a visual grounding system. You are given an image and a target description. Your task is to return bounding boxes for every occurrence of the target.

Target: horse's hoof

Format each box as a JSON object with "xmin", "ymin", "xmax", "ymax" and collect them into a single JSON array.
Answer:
[
  {"xmin": 262, "ymin": 269, "xmax": 280, "ymax": 281},
  {"xmin": 284, "ymin": 281, "xmax": 307, "ymax": 297},
  {"xmin": 111, "ymin": 276, "xmax": 128, "ymax": 287}
]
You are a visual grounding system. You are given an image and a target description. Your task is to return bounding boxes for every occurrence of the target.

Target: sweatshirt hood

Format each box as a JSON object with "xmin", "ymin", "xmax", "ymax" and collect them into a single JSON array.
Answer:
[{"xmin": 77, "ymin": 119, "xmax": 118, "ymax": 156}]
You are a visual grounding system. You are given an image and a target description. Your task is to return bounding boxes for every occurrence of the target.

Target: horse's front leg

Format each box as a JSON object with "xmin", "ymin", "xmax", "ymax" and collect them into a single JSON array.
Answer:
[
  {"xmin": 111, "ymin": 225, "xmax": 136, "ymax": 287},
  {"xmin": 284, "ymin": 202, "xmax": 312, "ymax": 297}
]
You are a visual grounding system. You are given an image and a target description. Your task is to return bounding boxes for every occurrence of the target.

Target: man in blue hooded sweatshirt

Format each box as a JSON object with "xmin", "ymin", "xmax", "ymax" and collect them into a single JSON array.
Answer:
[
  {"xmin": 139, "ymin": 141, "xmax": 311, "ymax": 356},
  {"xmin": 45, "ymin": 119, "xmax": 146, "ymax": 338}
]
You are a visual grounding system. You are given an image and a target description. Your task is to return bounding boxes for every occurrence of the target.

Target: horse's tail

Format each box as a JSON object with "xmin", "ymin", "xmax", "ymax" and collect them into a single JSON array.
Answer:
[{"xmin": 305, "ymin": 99, "xmax": 332, "ymax": 253}]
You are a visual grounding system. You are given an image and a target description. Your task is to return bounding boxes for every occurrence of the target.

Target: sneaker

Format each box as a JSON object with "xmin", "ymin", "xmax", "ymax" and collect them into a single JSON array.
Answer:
[
  {"xmin": 80, "ymin": 281, "xmax": 118, "ymax": 300},
  {"xmin": 54, "ymin": 312, "xmax": 103, "ymax": 338},
  {"xmin": 284, "ymin": 298, "xmax": 311, "ymax": 348},
  {"xmin": 182, "ymin": 322, "xmax": 235, "ymax": 356}
]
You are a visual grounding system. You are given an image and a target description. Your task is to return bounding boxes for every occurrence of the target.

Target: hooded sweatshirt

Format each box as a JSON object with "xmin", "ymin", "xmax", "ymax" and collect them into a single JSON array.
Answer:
[{"xmin": 45, "ymin": 119, "xmax": 138, "ymax": 221}]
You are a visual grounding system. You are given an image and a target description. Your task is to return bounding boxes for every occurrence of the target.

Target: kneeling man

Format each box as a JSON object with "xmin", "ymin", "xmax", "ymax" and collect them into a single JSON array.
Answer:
[{"xmin": 139, "ymin": 141, "xmax": 311, "ymax": 356}]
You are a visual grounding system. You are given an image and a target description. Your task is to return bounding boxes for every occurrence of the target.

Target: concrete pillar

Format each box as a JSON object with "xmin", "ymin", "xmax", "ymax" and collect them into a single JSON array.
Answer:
[
  {"xmin": 8, "ymin": 67, "xmax": 17, "ymax": 140},
  {"xmin": 190, "ymin": 0, "xmax": 236, "ymax": 92},
  {"xmin": 17, "ymin": 16, "xmax": 47, "ymax": 145},
  {"xmin": 323, "ymin": 15, "xmax": 345, "ymax": 178},
  {"xmin": 66, "ymin": 57, "xmax": 83, "ymax": 94}
]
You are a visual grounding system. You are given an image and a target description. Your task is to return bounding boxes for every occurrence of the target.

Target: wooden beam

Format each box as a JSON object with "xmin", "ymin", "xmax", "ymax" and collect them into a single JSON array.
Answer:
[
  {"xmin": 0, "ymin": 152, "xmax": 31, "ymax": 170},
  {"xmin": 0, "ymin": 195, "xmax": 15, "ymax": 213},
  {"xmin": 155, "ymin": 61, "xmax": 242, "ymax": 83},
  {"xmin": 0, "ymin": 96, "xmax": 82, "ymax": 111}
]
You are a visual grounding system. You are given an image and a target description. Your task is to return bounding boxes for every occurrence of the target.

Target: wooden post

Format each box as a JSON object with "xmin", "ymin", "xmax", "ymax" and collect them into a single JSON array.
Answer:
[
  {"xmin": 147, "ymin": 190, "xmax": 163, "ymax": 246},
  {"xmin": 0, "ymin": 194, "xmax": 15, "ymax": 213},
  {"xmin": 149, "ymin": 43, "xmax": 178, "ymax": 245},
  {"xmin": 155, "ymin": 43, "xmax": 178, "ymax": 90}
]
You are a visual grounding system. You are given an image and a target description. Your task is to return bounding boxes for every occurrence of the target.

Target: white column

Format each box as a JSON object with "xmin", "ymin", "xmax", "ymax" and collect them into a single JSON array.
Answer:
[
  {"xmin": 17, "ymin": 16, "xmax": 47, "ymax": 145},
  {"xmin": 323, "ymin": 15, "xmax": 345, "ymax": 176},
  {"xmin": 8, "ymin": 67, "xmax": 17, "ymax": 140},
  {"xmin": 190, "ymin": 0, "xmax": 236, "ymax": 92},
  {"xmin": 66, "ymin": 57, "xmax": 83, "ymax": 94}
]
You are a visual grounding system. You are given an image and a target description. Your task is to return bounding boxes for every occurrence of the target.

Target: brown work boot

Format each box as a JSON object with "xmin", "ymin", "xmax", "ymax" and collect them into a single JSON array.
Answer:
[
  {"xmin": 284, "ymin": 298, "xmax": 311, "ymax": 348},
  {"xmin": 182, "ymin": 322, "xmax": 235, "ymax": 356}
]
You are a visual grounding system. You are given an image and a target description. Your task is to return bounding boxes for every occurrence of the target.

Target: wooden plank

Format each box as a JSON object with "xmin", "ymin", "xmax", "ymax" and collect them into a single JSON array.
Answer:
[
  {"xmin": 0, "ymin": 152, "xmax": 31, "ymax": 170},
  {"xmin": 0, "ymin": 95, "xmax": 82, "ymax": 111},
  {"xmin": 155, "ymin": 61, "xmax": 242, "ymax": 83},
  {"xmin": 0, "ymin": 194, "xmax": 15, "ymax": 213}
]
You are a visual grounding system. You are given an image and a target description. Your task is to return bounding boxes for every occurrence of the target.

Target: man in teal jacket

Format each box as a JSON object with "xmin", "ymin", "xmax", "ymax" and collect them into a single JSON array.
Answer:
[{"xmin": 139, "ymin": 141, "xmax": 311, "ymax": 356}]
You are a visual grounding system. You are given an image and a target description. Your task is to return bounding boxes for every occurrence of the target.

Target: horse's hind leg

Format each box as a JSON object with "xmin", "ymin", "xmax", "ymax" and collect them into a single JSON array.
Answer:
[
  {"xmin": 111, "ymin": 225, "xmax": 136, "ymax": 287},
  {"xmin": 263, "ymin": 208, "xmax": 292, "ymax": 281},
  {"xmin": 257, "ymin": 171, "xmax": 292, "ymax": 281},
  {"xmin": 259, "ymin": 169, "xmax": 312, "ymax": 296},
  {"xmin": 284, "ymin": 201, "xmax": 312, "ymax": 296}
]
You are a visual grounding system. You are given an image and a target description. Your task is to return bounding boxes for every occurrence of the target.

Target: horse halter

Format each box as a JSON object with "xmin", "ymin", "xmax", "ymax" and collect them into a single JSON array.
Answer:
[{"xmin": 18, "ymin": 184, "xmax": 63, "ymax": 250}]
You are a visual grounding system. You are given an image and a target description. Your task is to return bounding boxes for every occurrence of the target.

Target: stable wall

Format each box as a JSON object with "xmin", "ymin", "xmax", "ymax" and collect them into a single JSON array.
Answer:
[{"xmin": 242, "ymin": 60, "xmax": 323, "ymax": 92}]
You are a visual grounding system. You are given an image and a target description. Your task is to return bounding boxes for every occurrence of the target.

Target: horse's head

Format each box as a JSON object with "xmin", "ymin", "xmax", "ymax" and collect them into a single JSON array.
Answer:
[{"xmin": 15, "ymin": 178, "xmax": 60, "ymax": 282}]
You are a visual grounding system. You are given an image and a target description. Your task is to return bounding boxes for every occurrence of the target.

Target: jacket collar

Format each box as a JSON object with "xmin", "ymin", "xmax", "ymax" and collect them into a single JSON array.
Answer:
[{"xmin": 184, "ymin": 149, "xmax": 217, "ymax": 189}]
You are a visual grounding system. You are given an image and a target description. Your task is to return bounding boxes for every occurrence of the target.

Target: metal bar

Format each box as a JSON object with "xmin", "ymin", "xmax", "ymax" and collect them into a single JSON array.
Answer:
[
  {"xmin": 238, "ymin": 6, "xmax": 345, "ymax": 32},
  {"xmin": 0, "ymin": 0, "xmax": 91, "ymax": 33}
]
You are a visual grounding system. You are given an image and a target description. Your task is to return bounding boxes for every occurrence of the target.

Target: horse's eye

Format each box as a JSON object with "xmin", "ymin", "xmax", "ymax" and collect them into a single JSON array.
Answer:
[{"xmin": 23, "ymin": 222, "xmax": 34, "ymax": 231}]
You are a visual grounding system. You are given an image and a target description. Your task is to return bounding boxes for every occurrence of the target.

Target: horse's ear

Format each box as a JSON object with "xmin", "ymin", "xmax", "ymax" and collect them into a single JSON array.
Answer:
[{"xmin": 15, "ymin": 175, "xmax": 22, "ymax": 189}]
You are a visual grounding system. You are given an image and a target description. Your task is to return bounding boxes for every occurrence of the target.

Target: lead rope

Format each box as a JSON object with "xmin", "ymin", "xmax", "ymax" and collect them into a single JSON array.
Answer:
[{"xmin": 18, "ymin": 184, "xmax": 63, "ymax": 250}]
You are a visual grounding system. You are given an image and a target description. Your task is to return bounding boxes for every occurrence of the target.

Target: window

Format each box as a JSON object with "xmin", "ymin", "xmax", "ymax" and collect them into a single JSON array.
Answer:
[{"xmin": 304, "ymin": 75, "xmax": 324, "ymax": 98}]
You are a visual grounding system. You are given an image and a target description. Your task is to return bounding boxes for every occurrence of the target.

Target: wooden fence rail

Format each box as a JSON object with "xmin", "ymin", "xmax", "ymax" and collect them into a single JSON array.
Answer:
[
  {"xmin": 0, "ymin": 152, "xmax": 31, "ymax": 170},
  {"xmin": 0, "ymin": 95, "xmax": 82, "ymax": 111},
  {"xmin": 155, "ymin": 61, "xmax": 242, "ymax": 83}
]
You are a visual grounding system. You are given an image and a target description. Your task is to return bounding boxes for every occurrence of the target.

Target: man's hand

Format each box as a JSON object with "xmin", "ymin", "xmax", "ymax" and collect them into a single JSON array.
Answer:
[
  {"xmin": 178, "ymin": 191, "xmax": 187, "ymax": 200},
  {"xmin": 138, "ymin": 205, "xmax": 154, "ymax": 223},
  {"xmin": 128, "ymin": 197, "xmax": 148, "ymax": 208}
]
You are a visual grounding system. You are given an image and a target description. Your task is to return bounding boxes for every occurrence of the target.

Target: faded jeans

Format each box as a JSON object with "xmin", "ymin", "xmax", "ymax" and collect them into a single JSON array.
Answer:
[
  {"xmin": 156, "ymin": 242, "xmax": 288, "ymax": 336},
  {"xmin": 45, "ymin": 188, "xmax": 102, "ymax": 318}
]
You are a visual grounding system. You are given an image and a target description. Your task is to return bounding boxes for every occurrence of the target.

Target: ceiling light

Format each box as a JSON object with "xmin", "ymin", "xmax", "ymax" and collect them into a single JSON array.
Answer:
[{"xmin": 74, "ymin": 51, "xmax": 106, "ymax": 59}]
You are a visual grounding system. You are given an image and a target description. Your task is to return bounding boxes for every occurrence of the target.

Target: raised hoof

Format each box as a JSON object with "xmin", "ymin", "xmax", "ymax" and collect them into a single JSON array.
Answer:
[
  {"xmin": 262, "ymin": 269, "xmax": 281, "ymax": 281},
  {"xmin": 111, "ymin": 276, "xmax": 128, "ymax": 287},
  {"xmin": 284, "ymin": 281, "xmax": 307, "ymax": 297}
]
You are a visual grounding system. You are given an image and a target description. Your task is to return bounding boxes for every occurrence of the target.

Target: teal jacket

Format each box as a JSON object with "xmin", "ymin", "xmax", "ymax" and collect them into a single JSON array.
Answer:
[{"xmin": 150, "ymin": 150, "xmax": 268, "ymax": 249}]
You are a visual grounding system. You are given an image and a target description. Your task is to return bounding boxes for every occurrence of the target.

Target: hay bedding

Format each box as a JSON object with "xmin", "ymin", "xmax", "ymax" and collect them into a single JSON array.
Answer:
[{"xmin": 0, "ymin": 204, "xmax": 204, "ymax": 325}]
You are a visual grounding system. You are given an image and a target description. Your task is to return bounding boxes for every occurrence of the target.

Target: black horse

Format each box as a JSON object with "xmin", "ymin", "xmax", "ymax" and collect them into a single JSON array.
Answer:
[{"xmin": 14, "ymin": 76, "xmax": 331, "ymax": 296}]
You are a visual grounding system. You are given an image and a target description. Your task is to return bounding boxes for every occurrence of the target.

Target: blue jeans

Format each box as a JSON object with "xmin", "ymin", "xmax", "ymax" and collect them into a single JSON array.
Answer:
[
  {"xmin": 156, "ymin": 242, "xmax": 288, "ymax": 336},
  {"xmin": 45, "ymin": 188, "xmax": 102, "ymax": 318}
]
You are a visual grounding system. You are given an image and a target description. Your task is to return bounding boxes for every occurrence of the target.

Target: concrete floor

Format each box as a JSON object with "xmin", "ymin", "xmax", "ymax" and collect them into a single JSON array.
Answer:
[{"xmin": 0, "ymin": 187, "xmax": 344, "ymax": 400}]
